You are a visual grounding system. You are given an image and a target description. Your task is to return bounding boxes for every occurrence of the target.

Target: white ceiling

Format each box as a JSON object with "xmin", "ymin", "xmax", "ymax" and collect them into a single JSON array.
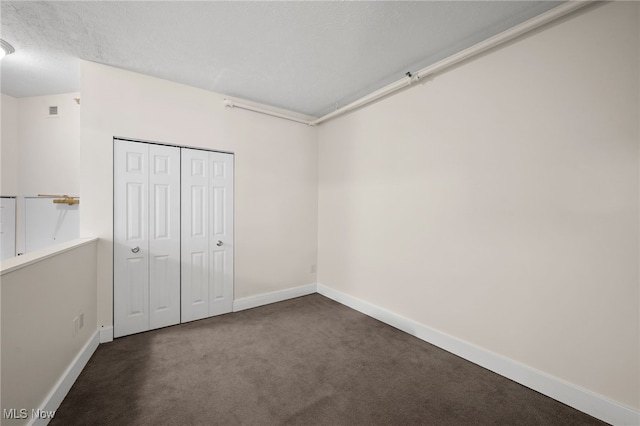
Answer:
[{"xmin": 1, "ymin": 1, "xmax": 562, "ymax": 117}]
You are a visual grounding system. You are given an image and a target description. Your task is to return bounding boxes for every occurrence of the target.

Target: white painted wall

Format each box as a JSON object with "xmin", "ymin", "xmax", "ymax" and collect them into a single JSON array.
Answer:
[
  {"xmin": 0, "ymin": 92, "xmax": 81, "ymax": 255},
  {"xmin": 318, "ymin": 2, "xmax": 639, "ymax": 411},
  {"xmin": 1, "ymin": 239, "xmax": 98, "ymax": 426},
  {"xmin": 1, "ymin": 93, "xmax": 18, "ymax": 196},
  {"xmin": 17, "ymin": 93, "xmax": 80, "ymax": 196},
  {"xmin": 80, "ymin": 61, "xmax": 318, "ymax": 329}
]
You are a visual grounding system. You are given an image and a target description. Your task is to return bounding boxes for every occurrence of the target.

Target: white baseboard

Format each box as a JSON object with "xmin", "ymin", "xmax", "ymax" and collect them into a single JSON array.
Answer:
[
  {"xmin": 100, "ymin": 285, "xmax": 318, "ymax": 339},
  {"xmin": 233, "ymin": 283, "xmax": 317, "ymax": 312},
  {"xmin": 28, "ymin": 329, "xmax": 100, "ymax": 426},
  {"xmin": 99, "ymin": 326, "xmax": 113, "ymax": 343},
  {"xmin": 317, "ymin": 283, "xmax": 639, "ymax": 426}
]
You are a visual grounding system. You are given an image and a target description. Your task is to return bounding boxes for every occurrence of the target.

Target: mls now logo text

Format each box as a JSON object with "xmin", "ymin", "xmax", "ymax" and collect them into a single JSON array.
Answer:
[{"xmin": 3, "ymin": 408, "xmax": 56, "ymax": 420}]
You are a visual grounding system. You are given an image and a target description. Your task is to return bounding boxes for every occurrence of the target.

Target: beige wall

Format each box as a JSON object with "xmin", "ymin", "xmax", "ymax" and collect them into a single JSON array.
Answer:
[
  {"xmin": 1, "ymin": 239, "xmax": 98, "ymax": 425},
  {"xmin": 318, "ymin": 2, "xmax": 639, "ymax": 410},
  {"xmin": 0, "ymin": 92, "xmax": 81, "ymax": 255},
  {"xmin": 1, "ymin": 94, "xmax": 18, "ymax": 196},
  {"xmin": 80, "ymin": 61, "xmax": 318, "ymax": 328},
  {"xmin": 16, "ymin": 93, "xmax": 80, "ymax": 196}
]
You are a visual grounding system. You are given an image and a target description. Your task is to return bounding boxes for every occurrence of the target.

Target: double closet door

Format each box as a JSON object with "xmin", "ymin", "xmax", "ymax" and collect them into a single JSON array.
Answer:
[{"xmin": 114, "ymin": 140, "xmax": 233, "ymax": 338}]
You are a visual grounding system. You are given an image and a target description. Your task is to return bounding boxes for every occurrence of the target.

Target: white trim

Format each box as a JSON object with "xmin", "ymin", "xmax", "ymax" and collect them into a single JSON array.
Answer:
[
  {"xmin": 233, "ymin": 283, "xmax": 317, "ymax": 312},
  {"xmin": 28, "ymin": 330, "xmax": 100, "ymax": 426},
  {"xmin": 99, "ymin": 326, "xmax": 114, "ymax": 343},
  {"xmin": 317, "ymin": 283, "xmax": 639, "ymax": 426}
]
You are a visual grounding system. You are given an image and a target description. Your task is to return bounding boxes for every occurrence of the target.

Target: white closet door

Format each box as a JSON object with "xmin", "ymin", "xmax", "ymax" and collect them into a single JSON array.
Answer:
[
  {"xmin": 209, "ymin": 152, "xmax": 234, "ymax": 315},
  {"xmin": 148, "ymin": 144, "xmax": 181, "ymax": 330},
  {"xmin": 114, "ymin": 141, "xmax": 150, "ymax": 338},
  {"xmin": 181, "ymin": 148, "xmax": 211, "ymax": 322},
  {"xmin": 114, "ymin": 141, "xmax": 180, "ymax": 337},
  {"xmin": 182, "ymin": 148, "xmax": 234, "ymax": 322}
]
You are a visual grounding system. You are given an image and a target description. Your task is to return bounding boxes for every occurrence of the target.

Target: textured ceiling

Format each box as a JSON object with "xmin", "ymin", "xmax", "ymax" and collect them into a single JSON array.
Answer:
[{"xmin": 1, "ymin": 1, "xmax": 562, "ymax": 117}]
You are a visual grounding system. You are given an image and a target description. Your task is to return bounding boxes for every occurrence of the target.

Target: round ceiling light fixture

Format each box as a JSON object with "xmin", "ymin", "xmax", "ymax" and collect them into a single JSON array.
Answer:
[{"xmin": 0, "ymin": 39, "xmax": 15, "ymax": 60}]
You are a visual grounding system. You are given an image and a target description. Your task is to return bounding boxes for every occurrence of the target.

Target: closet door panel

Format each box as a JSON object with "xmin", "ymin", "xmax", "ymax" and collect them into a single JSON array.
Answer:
[
  {"xmin": 181, "ymin": 148, "xmax": 211, "ymax": 322},
  {"xmin": 114, "ymin": 141, "xmax": 150, "ymax": 338},
  {"xmin": 209, "ymin": 152, "xmax": 234, "ymax": 316},
  {"xmin": 149, "ymin": 144, "xmax": 181, "ymax": 330}
]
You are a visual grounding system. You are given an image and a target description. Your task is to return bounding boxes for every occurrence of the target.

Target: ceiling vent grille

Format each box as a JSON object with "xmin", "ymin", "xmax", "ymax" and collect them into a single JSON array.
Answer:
[{"xmin": 48, "ymin": 106, "xmax": 59, "ymax": 117}]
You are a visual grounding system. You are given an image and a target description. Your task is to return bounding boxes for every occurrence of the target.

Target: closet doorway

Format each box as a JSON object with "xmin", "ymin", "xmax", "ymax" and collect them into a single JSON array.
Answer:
[{"xmin": 114, "ymin": 139, "xmax": 234, "ymax": 338}]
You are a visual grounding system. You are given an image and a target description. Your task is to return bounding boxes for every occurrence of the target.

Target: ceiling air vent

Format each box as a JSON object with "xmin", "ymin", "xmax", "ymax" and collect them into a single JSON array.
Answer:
[{"xmin": 48, "ymin": 106, "xmax": 59, "ymax": 117}]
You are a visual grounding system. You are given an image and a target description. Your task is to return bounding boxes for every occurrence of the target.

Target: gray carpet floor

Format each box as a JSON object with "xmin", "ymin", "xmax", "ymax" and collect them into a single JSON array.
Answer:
[{"xmin": 50, "ymin": 294, "xmax": 607, "ymax": 425}]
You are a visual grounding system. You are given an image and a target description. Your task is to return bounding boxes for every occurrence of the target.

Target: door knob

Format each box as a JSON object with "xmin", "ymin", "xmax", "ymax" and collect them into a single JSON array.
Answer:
[
  {"xmin": 131, "ymin": 246, "xmax": 140, "ymax": 253},
  {"xmin": 216, "ymin": 240, "xmax": 223, "ymax": 247}
]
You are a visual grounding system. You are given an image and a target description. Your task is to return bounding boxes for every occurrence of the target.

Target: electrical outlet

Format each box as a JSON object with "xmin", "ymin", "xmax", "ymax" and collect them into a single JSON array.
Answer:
[
  {"xmin": 72, "ymin": 317, "xmax": 79, "ymax": 337},
  {"xmin": 79, "ymin": 312, "xmax": 84, "ymax": 329}
]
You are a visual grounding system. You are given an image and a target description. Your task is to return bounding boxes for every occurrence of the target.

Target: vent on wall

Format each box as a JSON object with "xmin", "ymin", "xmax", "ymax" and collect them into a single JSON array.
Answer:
[{"xmin": 48, "ymin": 106, "xmax": 59, "ymax": 117}]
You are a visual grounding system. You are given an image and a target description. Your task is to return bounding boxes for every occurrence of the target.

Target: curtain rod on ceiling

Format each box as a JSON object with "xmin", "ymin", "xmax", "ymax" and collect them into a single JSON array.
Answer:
[{"xmin": 224, "ymin": 1, "xmax": 592, "ymax": 127}]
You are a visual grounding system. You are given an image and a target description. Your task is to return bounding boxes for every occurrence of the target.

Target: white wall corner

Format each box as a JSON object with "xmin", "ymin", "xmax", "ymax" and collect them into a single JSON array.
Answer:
[
  {"xmin": 233, "ymin": 283, "xmax": 317, "ymax": 312},
  {"xmin": 316, "ymin": 283, "xmax": 640, "ymax": 426},
  {"xmin": 99, "ymin": 326, "xmax": 113, "ymax": 343},
  {"xmin": 28, "ymin": 330, "xmax": 100, "ymax": 426}
]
